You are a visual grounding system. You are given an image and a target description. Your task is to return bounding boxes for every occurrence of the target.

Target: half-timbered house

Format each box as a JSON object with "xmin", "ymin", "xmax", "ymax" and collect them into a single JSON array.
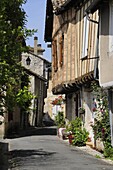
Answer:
[
  {"xmin": 45, "ymin": 0, "xmax": 113, "ymax": 147},
  {"xmin": 45, "ymin": 0, "xmax": 99, "ymax": 146}
]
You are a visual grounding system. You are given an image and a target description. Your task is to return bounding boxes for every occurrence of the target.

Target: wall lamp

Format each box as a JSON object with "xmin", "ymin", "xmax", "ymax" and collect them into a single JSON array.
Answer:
[{"xmin": 26, "ymin": 56, "xmax": 31, "ymax": 65}]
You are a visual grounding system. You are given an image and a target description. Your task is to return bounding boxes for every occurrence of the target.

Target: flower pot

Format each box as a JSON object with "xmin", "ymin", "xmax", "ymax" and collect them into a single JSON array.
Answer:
[{"xmin": 68, "ymin": 134, "xmax": 74, "ymax": 145}]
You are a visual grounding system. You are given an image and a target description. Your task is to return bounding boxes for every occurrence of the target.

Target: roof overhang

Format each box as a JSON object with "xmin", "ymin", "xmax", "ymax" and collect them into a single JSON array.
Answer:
[
  {"xmin": 28, "ymin": 51, "xmax": 51, "ymax": 64},
  {"xmin": 44, "ymin": 0, "xmax": 82, "ymax": 42},
  {"xmin": 52, "ymin": 0, "xmax": 72, "ymax": 14},
  {"xmin": 24, "ymin": 68, "xmax": 48, "ymax": 82},
  {"xmin": 53, "ymin": 0, "xmax": 82, "ymax": 15},
  {"xmin": 52, "ymin": 72, "xmax": 94, "ymax": 94},
  {"xmin": 85, "ymin": 0, "xmax": 102, "ymax": 14},
  {"xmin": 44, "ymin": 0, "xmax": 53, "ymax": 42}
]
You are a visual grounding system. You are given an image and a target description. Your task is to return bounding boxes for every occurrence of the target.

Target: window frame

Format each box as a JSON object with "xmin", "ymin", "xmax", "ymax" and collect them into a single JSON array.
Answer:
[
  {"xmin": 82, "ymin": 16, "xmax": 90, "ymax": 59},
  {"xmin": 52, "ymin": 39, "xmax": 58, "ymax": 72},
  {"xmin": 59, "ymin": 34, "xmax": 64, "ymax": 67}
]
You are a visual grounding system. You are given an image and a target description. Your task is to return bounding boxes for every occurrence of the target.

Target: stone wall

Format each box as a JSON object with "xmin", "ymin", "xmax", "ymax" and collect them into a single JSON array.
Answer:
[{"xmin": 0, "ymin": 142, "xmax": 9, "ymax": 169}]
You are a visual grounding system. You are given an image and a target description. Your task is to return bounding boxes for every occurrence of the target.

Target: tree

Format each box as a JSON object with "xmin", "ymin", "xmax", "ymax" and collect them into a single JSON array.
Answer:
[{"xmin": 0, "ymin": 0, "xmax": 36, "ymax": 117}]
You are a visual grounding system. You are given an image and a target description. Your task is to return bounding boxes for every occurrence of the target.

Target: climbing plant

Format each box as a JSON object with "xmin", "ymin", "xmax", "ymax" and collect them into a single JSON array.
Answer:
[{"xmin": 91, "ymin": 81, "xmax": 113, "ymax": 158}]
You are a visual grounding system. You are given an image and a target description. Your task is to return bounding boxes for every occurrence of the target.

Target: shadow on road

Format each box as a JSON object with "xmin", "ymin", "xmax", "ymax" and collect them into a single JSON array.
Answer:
[
  {"xmin": 0, "ymin": 142, "xmax": 9, "ymax": 170},
  {"xmin": 6, "ymin": 126, "xmax": 57, "ymax": 139},
  {"xmin": 9, "ymin": 149, "xmax": 57, "ymax": 169},
  {"xmin": 0, "ymin": 126, "xmax": 57, "ymax": 170}
]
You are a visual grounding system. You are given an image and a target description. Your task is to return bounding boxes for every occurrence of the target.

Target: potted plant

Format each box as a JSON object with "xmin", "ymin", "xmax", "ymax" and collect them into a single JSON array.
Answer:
[
  {"xmin": 55, "ymin": 111, "xmax": 66, "ymax": 139},
  {"xmin": 55, "ymin": 111, "xmax": 65, "ymax": 128},
  {"xmin": 78, "ymin": 107, "xmax": 85, "ymax": 114},
  {"xmin": 51, "ymin": 95, "xmax": 65, "ymax": 105},
  {"xmin": 66, "ymin": 117, "xmax": 89, "ymax": 146},
  {"xmin": 68, "ymin": 132, "xmax": 74, "ymax": 145}
]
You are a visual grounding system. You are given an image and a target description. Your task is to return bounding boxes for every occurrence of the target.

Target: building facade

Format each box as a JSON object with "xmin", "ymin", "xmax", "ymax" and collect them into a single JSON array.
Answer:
[
  {"xmin": 45, "ymin": 0, "xmax": 113, "ymax": 148},
  {"xmin": 22, "ymin": 37, "xmax": 51, "ymax": 127}
]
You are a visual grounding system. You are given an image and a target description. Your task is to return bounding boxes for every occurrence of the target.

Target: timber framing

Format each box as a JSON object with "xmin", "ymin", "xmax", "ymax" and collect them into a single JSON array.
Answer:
[
  {"xmin": 52, "ymin": 71, "xmax": 94, "ymax": 94},
  {"xmin": 45, "ymin": 0, "xmax": 99, "ymax": 95}
]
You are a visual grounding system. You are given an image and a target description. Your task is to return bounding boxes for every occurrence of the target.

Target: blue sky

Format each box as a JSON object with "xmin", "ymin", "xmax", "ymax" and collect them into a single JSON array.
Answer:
[{"xmin": 23, "ymin": 0, "xmax": 51, "ymax": 61}]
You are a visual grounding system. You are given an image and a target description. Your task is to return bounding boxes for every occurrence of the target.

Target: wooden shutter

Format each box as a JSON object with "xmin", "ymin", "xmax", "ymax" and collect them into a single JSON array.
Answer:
[
  {"xmin": 52, "ymin": 40, "xmax": 58, "ymax": 72},
  {"xmin": 59, "ymin": 34, "xmax": 64, "ymax": 67},
  {"xmin": 82, "ymin": 16, "xmax": 89, "ymax": 58}
]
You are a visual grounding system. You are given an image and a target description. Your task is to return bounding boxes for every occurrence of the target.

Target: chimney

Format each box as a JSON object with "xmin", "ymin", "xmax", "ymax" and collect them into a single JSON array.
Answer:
[{"xmin": 34, "ymin": 36, "xmax": 38, "ymax": 55}]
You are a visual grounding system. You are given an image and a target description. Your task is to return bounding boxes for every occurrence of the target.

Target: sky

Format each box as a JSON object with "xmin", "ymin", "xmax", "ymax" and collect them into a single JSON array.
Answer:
[{"xmin": 23, "ymin": 0, "xmax": 51, "ymax": 61}]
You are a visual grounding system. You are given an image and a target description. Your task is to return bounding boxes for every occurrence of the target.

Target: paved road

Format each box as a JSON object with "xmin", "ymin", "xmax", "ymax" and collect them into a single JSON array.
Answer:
[{"xmin": 5, "ymin": 127, "xmax": 113, "ymax": 170}]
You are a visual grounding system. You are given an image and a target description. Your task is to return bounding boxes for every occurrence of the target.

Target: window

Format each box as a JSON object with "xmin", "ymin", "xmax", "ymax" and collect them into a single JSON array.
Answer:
[
  {"xmin": 59, "ymin": 34, "xmax": 64, "ymax": 67},
  {"xmin": 52, "ymin": 39, "xmax": 58, "ymax": 72},
  {"xmin": 82, "ymin": 16, "xmax": 89, "ymax": 59}
]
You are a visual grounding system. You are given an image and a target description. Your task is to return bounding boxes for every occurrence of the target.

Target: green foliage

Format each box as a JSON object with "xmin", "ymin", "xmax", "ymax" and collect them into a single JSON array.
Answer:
[
  {"xmin": 91, "ymin": 81, "xmax": 110, "ymax": 141},
  {"xmin": 91, "ymin": 81, "xmax": 113, "ymax": 158},
  {"xmin": 16, "ymin": 86, "xmax": 34, "ymax": 111},
  {"xmin": 66, "ymin": 117, "xmax": 82, "ymax": 133},
  {"xmin": 95, "ymin": 154, "xmax": 101, "ymax": 159},
  {"xmin": 66, "ymin": 117, "xmax": 89, "ymax": 146},
  {"xmin": 0, "ymin": 0, "xmax": 36, "ymax": 115},
  {"xmin": 72, "ymin": 128, "xmax": 89, "ymax": 146},
  {"xmin": 104, "ymin": 143, "xmax": 113, "ymax": 158},
  {"xmin": 55, "ymin": 111, "xmax": 65, "ymax": 128}
]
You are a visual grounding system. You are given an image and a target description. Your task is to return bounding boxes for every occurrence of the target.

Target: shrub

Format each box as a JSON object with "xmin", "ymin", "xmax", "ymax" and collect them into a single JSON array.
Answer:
[
  {"xmin": 72, "ymin": 128, "xmax": 89, "ymax": 146},
  {"xmin": 55, "ymin": 111, "xmax": 65, "ymax": 128},
  {"xmin": 66, "ymin": 117, "xmax": 89, "ymax": 146},
  {"xmin": 66, "ymin": 117, "xmax": 82, "ymax": 133},
  {"xmin": 104, "ymin": 143, "xmax": 113, "ymax": 158}
]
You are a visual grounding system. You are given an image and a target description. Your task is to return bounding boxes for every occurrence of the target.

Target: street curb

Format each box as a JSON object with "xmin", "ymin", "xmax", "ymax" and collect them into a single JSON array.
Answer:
[{"xmin": 60, "ymin": 138, "xmax": 113, "ymax": 165}]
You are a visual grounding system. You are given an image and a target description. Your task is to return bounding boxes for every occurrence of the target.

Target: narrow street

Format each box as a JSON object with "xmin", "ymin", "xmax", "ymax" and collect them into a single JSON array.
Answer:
[{"xmin": 3, "ymin": 127, "xmax": 113, "ymax": 170}]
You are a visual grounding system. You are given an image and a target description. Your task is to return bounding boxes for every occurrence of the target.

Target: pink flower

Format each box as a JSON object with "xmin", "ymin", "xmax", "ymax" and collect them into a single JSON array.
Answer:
[{"xmin": 92, "ymin": 107, "xmax": 96, "ymax": 112}]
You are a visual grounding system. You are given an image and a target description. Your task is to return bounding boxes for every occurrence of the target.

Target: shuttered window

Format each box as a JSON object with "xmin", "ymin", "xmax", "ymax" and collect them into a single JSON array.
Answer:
[
  {"xmin": 52, "ymin": 39, "xmax": 58, "ymax": 72},
  {"xmin": 59, "ymin": 34, "xmax": 64, "ymax": 67},
  {"xmin": 82, "ymin": 16, "xmax": 89, "ymax": 59}
]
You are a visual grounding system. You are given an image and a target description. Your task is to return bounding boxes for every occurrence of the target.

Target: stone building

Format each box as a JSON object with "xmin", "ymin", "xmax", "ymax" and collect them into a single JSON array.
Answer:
[
  {"xmin": 22, "ymin": 37, "xmax": 51, "ymax": 127},
  {"xmin": 0, "ymin": 36, "xmax": 51, "ymax": 138}
]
